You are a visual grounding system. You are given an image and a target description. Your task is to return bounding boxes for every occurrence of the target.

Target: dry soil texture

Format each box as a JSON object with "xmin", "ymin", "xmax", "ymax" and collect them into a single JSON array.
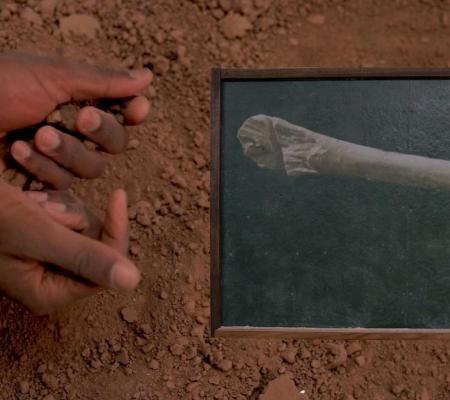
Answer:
[{"xmin": 1, "ymin": 0, "xmax": 450, "ymax": 399}]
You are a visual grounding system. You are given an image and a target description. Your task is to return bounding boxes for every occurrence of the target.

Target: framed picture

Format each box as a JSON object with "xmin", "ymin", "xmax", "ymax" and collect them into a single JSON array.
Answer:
[{"xmin": 211, "ymin": 68, "xmax": 450, "ymax": 339}]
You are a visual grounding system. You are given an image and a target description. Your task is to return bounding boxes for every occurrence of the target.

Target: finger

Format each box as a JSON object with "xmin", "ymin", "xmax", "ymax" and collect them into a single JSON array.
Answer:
[
  {"xmin": 102, "ymin": 189, "xmax": 129, "ymax": 255},
  {"xmin": 39, "ymin": 222, "xmax": 140, "ymax": 291},
  {"xmin": 122, "ymin": 96, "xmax": 151, "ymax": 125},
  {"xmin": 25, "ymin": 190, "xmax": 48, "ymax": 203},
  {"xmin": 34, "ymin": 126, "xmax": 107, "ymax": 178},
  {"xmin": 61, "ymin": 62, "xmax": 153, "ymax": 101},
  {"xmin": 76, "ymin": 107, "xmax": 128, "ymax": 154},
  {"xmin": 11, "ymin": 141, "xmax": 74, "ymax": 189},
  {"xmin": 26, "ymin": 190, "xmax": 101, "ymax": 237},
  {"xmin": 42, "ymin": 201, "xmax": 89, "ymax": 231}
]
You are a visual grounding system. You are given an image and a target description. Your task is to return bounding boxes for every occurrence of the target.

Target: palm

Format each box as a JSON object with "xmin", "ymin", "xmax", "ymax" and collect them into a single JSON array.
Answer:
[{"xmin": 0, "ymin": 255, "xmax": 95, "ymax": 314}]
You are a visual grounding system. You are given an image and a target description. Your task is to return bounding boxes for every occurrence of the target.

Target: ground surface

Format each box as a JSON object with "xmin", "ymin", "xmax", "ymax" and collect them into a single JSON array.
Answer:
[{"xmin": 0, "ymin": 0, "xmax": 450, "ymax": 399}]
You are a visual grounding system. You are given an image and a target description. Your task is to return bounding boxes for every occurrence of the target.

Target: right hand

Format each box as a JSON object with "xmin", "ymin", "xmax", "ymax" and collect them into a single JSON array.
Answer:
[
  {"xmin": 0, "ymin": 183, "xmax": 139, "ymax": 314},
  {"xmin": 0, "ymin": 51, "xmax": 152, "ymax": 189}
]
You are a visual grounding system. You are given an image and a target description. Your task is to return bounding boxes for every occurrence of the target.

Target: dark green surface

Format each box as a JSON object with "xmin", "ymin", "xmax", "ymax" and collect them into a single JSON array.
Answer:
[{"xmin": 220, "ymin": 78, "xmax": 450, "ymax": 329}]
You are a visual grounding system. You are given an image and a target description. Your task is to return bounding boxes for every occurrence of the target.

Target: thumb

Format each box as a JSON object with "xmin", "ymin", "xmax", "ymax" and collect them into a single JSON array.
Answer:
[
  {"xmin": 0, "ymin": 186, "xmax": 140, "ymax": 291},
  {"xmin": 60, "ymin": 61, "xmax": 153, "ymax": 100},
  {"xmin": 41, "ymin": 221, "xmax": 140, "ymax": 291}
]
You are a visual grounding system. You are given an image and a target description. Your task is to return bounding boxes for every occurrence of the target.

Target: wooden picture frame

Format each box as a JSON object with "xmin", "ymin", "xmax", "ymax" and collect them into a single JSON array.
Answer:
[{"xmin": 210, "ymin": 67, "xmax": 450, "ymax": 339}]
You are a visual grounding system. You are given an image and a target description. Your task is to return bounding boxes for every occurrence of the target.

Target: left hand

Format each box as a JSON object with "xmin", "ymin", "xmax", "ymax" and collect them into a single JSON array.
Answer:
[{"xmin": 0, "ymin": 188, "xmax": 134, "ymax": 314}]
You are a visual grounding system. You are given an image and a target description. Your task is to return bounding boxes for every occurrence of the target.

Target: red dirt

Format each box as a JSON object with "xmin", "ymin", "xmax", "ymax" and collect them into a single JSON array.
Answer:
[{"xmin": 1, "ymin": 0, "xmax": 450, "ymax": 399}]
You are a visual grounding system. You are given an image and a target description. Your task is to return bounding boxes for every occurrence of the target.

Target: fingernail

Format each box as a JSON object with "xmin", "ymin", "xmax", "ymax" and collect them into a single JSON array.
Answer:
[
  {"xmin": 40, "ymin": 128, "xmax": 60, "ymax": 151},
  {"xmin": 12, "ymin": 141, "xmax": 31, "ymax": 160},
  {"xmin": 80, "ymin": 110, "xmax": 101, "ymax": 133},
  {"xmin": 128, "ymin": 68, "xmax": 153, "ymax": 80},
  {"xmin": 110, "ymin": 262, "xmax": 140, "ymax": 290},
  {"xmin": 44, "ymin": 201, "xmax": 67, "ymax": 213},
  {"xmin": 25, "ymin": 191, "xmax": 48, "ymax": 202}
]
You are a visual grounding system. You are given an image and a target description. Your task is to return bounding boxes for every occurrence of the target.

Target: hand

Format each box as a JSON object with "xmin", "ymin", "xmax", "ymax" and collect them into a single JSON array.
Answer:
[
  {"xmin": 0, "ymin": 183, "xmax": 139, "ymax": 314},
  {"xmin": 0, "ymin": 51, "xmax": 152, "ymax": 189}
]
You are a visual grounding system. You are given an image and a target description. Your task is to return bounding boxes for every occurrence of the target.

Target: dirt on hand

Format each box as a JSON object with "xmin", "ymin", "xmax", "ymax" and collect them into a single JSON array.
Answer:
[
  {"xmin": 0, "ymin": 100, "xmax": 126, "ymax": 189},
  {"xmin": 0, "ymin": 0, "xmax": 450, "ymax": 399}
]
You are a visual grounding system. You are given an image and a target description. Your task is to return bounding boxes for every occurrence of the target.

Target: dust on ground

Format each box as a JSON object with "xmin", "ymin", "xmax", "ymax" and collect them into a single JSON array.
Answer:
[{"xmin": 1, "ymin": 0, "xmax": 450, "ymax": 399}]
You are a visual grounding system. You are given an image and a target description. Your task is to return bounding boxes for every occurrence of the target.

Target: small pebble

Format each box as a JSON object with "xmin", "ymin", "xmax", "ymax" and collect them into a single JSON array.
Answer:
[
  {"xmin": 117, "ymin": 349, "xmax": 130, "ymax": 365},
  {"xmin": 18, "ymin": 380, "xmax": 29, "ymax": 394},
  {"xmin": 169, "ymin": 344, "xmax": 184, "ymax": 356},
  {"xmin": 120, "ymin": 307, "xmax": 139, "ymax": 323},
  {"xmin": 307, "ymin": 13, "xmax": 326, "ymax": 25},
  {"xmin": 217, "ymin": 359, "xmax": 232, "ymax": 372},
  {"xmin": 281, "ymin": 348, "xmax": 297, "ymax": 364},
  {"xmin": 127, "ymin": 139, "xmax": 140, "ymax": 149},
  {"xmin": 355, "ymin": 355, "xmax": 366, "ymax": 367}
]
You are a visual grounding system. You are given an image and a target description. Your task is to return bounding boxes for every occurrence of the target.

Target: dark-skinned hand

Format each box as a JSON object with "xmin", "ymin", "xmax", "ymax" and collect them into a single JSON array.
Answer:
[
  {"xmin": 0, "ymin": 183, "xmax": 139, "ymax": 314},
  {"xmin": 0, "ymin": 51, "xmax": 152, "ymax": 189}
]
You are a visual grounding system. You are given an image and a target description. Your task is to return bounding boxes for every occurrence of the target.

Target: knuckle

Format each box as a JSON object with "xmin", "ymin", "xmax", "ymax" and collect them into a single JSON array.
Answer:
[
  {"xmin": 63, "ymin": 137, "xmax": 81, "ymax": 167},
  {"xmin": 27, "ymin": 156, "xmax": 47, "ymax": 179},
  {"xmin": 23, "ymin": 152, "xmax": 68, "ymax": 190},
  {"xmin": 61, "ymin": 135, "xmax": 95, "ymax": 176},
  {"xmin": 70, "ymin": 249, "xmax": 92, "ymax": 281},
  {"xmin": 54, "ymin": 174, "xmax": 73, "ymax": 190},
  {"xmin": 99, "ymin": 115, "xmax": 126, "ymax": 154}
]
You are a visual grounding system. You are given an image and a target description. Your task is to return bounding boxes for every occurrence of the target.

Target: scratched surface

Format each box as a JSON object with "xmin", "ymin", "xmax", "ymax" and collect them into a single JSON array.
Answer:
[{"xmin": 220, "ymin": 78, "xmax": 450, "ymax": 328}]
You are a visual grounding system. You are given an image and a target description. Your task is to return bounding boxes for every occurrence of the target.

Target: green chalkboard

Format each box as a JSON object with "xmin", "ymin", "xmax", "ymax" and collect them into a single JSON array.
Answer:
[{"xmin": 211, "ymin": 69, "xmax": 450, "ymax": 338}]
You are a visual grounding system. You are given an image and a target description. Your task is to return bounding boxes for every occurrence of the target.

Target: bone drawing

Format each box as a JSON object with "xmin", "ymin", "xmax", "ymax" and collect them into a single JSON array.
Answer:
[{"xmin": 237, "ymin": 114, "xmax": 450, "ymax": 190}]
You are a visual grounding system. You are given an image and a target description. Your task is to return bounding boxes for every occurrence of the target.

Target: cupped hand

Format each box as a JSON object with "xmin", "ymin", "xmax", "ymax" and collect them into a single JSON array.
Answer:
[
  {"xmin": 0, "ymin": 51, "xmax": 152, "ymax": 189},
  {"xmin": 0, "ymin": 183, "xmax": 140, "ymax": 314}
]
